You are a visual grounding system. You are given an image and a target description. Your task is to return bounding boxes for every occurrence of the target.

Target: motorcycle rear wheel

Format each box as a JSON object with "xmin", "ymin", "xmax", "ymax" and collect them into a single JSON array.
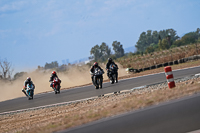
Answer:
[
  {"xmin": 100, "ymin": 78, "xmax": 102, "ymax": 88},
  {"xmin": 95, "ymin": 85, "xmax": 99, "ymax": 89},
  {"xmin": 110, "ymin": 77, "xmax": 114, "ymax": 84},
  {"xmin": 94, "ymin": 77, "xmax": 99, "ymax": 89},
  {"xmin": 28, "ymin": 96, "xmax": 33, "ymax": 100}
]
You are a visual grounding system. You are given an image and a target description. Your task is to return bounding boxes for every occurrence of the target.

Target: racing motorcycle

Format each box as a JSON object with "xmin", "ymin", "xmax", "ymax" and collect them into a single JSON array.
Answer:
[
  {"xmin": 52, "ymin": 77, "xmax": 61, "ymax": 94},
  {"xmin": 22, "ymin": 83, "xmax": 34, "ymax": 100},
  {"xmin": 92, "ymin": 67, "xmax": 104, "ymax": 89},
  {"xmin": 108, "ymin": 63, "xmax": 118, "ymax": 84}
]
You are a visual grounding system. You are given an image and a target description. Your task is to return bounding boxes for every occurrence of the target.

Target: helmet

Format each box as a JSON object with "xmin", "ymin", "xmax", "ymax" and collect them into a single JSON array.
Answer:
[
  {"xmin": 94, "ymin": 62, "xmax": 98, "ymax": 67},
  {"xmin": 108, "ymin": 58, "xmax": 112, "ymax": 63},
  {"xmin": 52, "ymin": 71, "xmax": 56, "ymax": 75},
  {"xmin": 27, "ymin": 77, "xmax": 31, "ymax": 81}
]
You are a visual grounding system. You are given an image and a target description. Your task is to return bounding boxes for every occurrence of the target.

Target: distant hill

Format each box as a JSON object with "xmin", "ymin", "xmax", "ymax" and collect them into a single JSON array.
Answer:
[{"xmin": 124, "ymin": 46, "xmax": 136, "ymax": 53}]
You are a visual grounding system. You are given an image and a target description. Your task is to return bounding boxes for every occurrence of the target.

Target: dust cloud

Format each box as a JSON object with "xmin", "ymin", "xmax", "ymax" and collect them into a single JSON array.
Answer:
[{"xmin": 0, "ymin": 63, "xmax": 128, "ymax": 102}]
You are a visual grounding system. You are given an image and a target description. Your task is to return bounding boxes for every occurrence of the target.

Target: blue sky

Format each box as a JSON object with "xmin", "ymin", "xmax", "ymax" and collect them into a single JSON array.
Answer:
[{"xmin": 0, "ymin": 0, "xmax": 200, "ymax": 73}]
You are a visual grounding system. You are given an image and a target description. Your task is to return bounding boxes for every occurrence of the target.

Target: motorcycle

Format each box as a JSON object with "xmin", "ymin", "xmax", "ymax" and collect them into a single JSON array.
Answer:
[
  {"xmin": 22, "ymin": 83, "xmax": 34, "ymax": 100},
  {"xmin": 108, "ymin": 64, "xmax": 118, "ymax": 84},
  {"xmin": 52, "ymin": 77, "xmax": 61, "ymax": 94},
  {"xmin": 92, "ymin": 67, "xmax": 104, "ymax": 89}
]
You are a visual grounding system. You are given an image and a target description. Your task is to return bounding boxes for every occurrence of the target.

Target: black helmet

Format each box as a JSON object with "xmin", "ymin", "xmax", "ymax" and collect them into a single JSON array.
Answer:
[
  {"xmin": 108, "ymin": 58, "xmax": 112, "ymax": 63},
  {"xmin": 27, "ymin": 77, "xmax": 31, "ymax": 82}
]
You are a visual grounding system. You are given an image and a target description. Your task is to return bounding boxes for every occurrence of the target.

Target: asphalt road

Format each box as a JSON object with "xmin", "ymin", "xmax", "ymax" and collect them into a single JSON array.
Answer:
[
  {"xmin": 59, "ymin": 93, "xmax": 200, "ymax": 133},
  {"xmin": 0, "ymin": 66, "xmax": 199, "ymax": 113}
]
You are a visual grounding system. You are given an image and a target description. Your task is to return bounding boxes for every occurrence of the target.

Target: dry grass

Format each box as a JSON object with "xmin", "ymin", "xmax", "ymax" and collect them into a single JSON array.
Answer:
[{"xmin": 118, "ymin": 43, "xmax": 200, "ymax": 69}]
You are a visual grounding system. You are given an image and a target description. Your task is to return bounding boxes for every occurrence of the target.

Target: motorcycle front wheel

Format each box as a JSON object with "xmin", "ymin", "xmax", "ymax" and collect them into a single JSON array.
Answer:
[{"xmin": 110, "ymin": 76, "xmax": 114, "ymax": 84}]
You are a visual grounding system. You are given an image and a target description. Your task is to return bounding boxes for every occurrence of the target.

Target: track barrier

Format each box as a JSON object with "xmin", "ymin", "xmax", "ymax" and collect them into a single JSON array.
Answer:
[
  {"xmin": 126, "ymin": 55, "xmax": 200, "ymax": 73},
  {"xmin": 164, "ymin": 66, "xmax": 176, "ymax": 89}
]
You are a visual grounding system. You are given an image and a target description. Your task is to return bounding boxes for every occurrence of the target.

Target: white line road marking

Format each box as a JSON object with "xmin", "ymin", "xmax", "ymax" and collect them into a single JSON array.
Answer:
[
  {"xmin": 195, "ymin": 73, "xmax": 200, "ymax": 76},
  {"xmin": 131, "ymin": 86, "xmax": 147, "ymax": 91},
  {"xmin": 0, "ymin": 96, "xmax": 98, "ymax": 115},
  {"xmin": 188, "ymin": 129, "xmax": 200, "ymax": 133}
]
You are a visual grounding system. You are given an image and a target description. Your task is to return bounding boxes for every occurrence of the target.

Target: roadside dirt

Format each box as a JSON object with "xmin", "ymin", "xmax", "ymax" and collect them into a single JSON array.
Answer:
[
  {"xmin": 62, "ymin": 60, "xmax": 200, "ymax": 89},
  {"xmin": 0, "ymin": 63, "xmax": 128, "ymax": 102},
  {"xmin": 0, "ymin": 60, "xmax": 200, "ymax": 133}
]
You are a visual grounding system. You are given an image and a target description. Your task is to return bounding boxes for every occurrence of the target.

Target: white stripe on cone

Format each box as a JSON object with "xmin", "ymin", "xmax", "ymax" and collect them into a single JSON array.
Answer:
[
  {"xmin": 167, "ymin": 78, "xmax": 174, "ymax": 82},
  {"xmin": 165, "ymin": 71, "xmax": 173, "ymax": 76}
]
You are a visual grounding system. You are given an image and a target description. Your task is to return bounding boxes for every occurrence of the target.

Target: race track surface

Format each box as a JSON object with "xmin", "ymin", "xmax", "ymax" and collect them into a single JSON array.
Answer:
[
  {"xmin": 60, "ymin": 93, "xmax": 200, "ymax": 133},
  {"xmin": 0, "ymin": 66, "xmax": 199, "ymax": 113}
]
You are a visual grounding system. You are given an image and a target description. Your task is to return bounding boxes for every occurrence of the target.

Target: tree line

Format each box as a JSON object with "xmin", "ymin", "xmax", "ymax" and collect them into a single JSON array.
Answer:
[
  {"xmin": 90, "ymin": 41, "xmax": 125, "ymax": 62},
  {"xmin": 136, "ymin": 28, "xmax": 200, "ymax": 54}
]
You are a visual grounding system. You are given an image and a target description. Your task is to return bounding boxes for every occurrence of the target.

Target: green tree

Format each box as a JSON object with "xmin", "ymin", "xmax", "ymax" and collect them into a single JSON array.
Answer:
[
  {"xmin": 172, "ymin": 28, "xmax": 200, "ymax": 47},
  {"xmin": 197, "ymin": 37, "xmax": 200, "ymax": 43},
  {"xmin": 135, "ymin": 32, "xmax": 148, "ymax": 52},
  {"xmin": 146, "ymin": 30, "xmax": 153, "ymax": 45},
  {"xmin": 158, "ymin": 30, "xmax": 166, "ymax": 40},
  {"xmin": 90, "ymin": 45, "xmax": 101, "ymax": 61},
  {"xmin": 44, "ymin": 61, "xmax": 59, "ymax": 69},
  {"xmin": 135, "ymin": 29, "xmax": 179, "ymax": 52},
  {"xmin": 145, "ymin": 43, "xmax": 158, "ymax": 53},
  {"xmin": 172, "ymin": 39, "xmax": 182, "ymax": 47},
  {"xmin": 100, "ymin": 42, "xmax": 111, "ymax": 61},
  {"xmin": 112, "ymin": 41, "xmax": 124, "ymax": 58},
  {"xmin": 90, "ymin": 43, "xmax": 111, "ymax": 62},
  {"xmin": 181, "ymin": 32, "xmax": 198, "ymax": 45},
  {"xmin": 152, "ymin": 31, "xmax": 159, "ymax": 44},
  {"xmin": 166, "ymin": 29, "xmax": 179, "ymax": 42},
  {"xmin": 145, "ymin": 46, "xmax": 154, "ymax": 53},
  {"xmin": 158, "ymin": 38, "xmax": 169, "ymax": 50},
  {"xmin": 195, "ymin": 28, "xmax": 200, "ymax": 37}
]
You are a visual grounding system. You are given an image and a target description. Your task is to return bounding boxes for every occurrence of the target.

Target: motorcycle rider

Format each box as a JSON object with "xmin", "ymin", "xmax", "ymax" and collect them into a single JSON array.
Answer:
[
  {"xmin": 106, "ymin": 58, "xmax": 118, "ymax": 83},
  {"xmin": 22, "ymin": 77, "xmax": 35, "ymax": 96},
  {"xmin": 49, "ymin": 71, "xmax": 61, "ymax": 87},
  {"xmin": 90, "ymin": 62, "xmax": 104, "ymax": 86}
]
